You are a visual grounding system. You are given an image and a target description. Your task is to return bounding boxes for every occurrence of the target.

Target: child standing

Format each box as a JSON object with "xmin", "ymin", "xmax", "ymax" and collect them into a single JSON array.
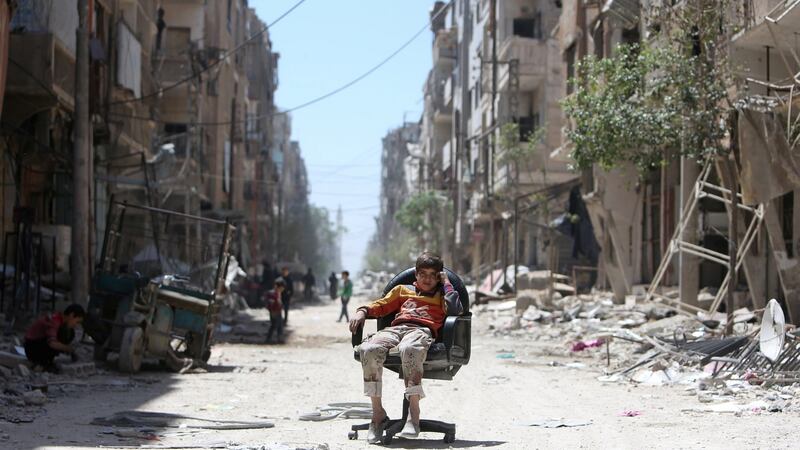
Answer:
[
  {"xmin": 265, "ymin": 278, "xmax": 286, "ymax": 343},
  {"xmin": 337, "ymin": 270, "xmax": 353, "ymax": 322}
]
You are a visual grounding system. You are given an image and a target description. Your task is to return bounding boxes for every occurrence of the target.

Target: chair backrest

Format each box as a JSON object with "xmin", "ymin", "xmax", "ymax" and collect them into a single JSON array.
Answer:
[{"xmin": 377, "ymin": 267, "xmax": 469, "ymax": 333}]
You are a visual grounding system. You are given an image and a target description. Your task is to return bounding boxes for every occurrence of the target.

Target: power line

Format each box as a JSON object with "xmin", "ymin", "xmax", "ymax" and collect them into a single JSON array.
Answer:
[
  {"xmin": 107, "ymin": 2, "xmax": 450, "ymax": 125},
  {"xmin": 109, "ymin": 0, "xmax": 308, "ymax": 106}
]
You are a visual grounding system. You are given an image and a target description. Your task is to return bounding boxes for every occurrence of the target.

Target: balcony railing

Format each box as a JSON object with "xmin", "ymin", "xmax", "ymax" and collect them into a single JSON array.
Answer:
[{"xmin": 7, "ymin": 33, "xmax": 75, "ymax": 105}]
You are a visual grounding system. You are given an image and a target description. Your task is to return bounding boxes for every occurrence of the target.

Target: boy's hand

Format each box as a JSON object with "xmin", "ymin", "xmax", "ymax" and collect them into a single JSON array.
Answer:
[
  {"xmin": 439, "ymin": 272, "xmax": 452, "ymax": 286},
  {"xmin": 349, "ymin": 310, "xmax": 366, "ymax": 334}
]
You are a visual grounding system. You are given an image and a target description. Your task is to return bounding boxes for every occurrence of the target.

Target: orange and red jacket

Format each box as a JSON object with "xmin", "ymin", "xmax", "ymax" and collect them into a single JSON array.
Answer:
[{"xmin": 357, "ymin": 282, "xmax": 462, "ymax": 337}]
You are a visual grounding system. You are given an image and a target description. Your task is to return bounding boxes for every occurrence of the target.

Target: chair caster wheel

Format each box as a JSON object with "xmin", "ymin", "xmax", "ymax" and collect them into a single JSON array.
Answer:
[
  {"xmin": 381, "ymin": 434, "xmax": 393, "ymax": 445},
  {"xmin": 444, "ymin": 432, "xmax": 455, "ymax": 443},
  {"xmin": 348, "ymin": 431, "xmax": 358, "ymax": 440}
]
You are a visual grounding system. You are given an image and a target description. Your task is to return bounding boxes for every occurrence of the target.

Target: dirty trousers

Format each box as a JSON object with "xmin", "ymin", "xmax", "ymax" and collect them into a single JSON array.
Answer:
[{"xmin": 358, "ymin": 324, "xmax": 432, "ymax": 399}]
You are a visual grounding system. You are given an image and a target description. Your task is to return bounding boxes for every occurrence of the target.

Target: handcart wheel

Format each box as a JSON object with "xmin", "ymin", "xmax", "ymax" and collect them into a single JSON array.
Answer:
[{"xmin": 119, "ymin": 326, "xmax": 144, "ymax": 373}]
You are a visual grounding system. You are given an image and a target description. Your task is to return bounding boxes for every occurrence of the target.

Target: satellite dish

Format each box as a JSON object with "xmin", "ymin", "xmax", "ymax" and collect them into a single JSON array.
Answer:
[{"xmin": 759, "ymin": 299, "xmax": 785, "ymax": 362}]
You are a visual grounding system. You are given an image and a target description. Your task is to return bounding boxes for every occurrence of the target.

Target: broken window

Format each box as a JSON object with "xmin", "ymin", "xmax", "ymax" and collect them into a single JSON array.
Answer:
[
  {"xmin": 227, "ymin": 0, "xmax": 232, "ymax": 33},
  {"xmin": 513, "ymin": 13, "xmax": 543, "ymax": 39},
  {"xmin": 622, "ymin": 26, "xmax": 640, "ymax": 45},
  {"xmin": 164, "ymin": 27, "xmax": 190, "ymax": 58},
  {"xmin": 164, "ymin": 123, "xmax": 188, "ymax": 157},
  {"xmin": 565, "ymin": 43, "xmax": 576, "ymax": 95},
  {"xmin": 593, "ymin": 20, "xmax": 604, "ymax": 59},
  {"xmin": 518, "ymin": 114, "xmax": 540, "ymax": 142}
]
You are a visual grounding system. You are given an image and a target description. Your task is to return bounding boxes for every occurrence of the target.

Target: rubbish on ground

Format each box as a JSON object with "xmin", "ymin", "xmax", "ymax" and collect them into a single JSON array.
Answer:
[
  {"xmin": 759, "ymin": 299, "xmax": 785, "ymax": 362},
  {"xmin": 496, "ymin": 353, "xmax": 515, "ymax": 359},
  {"xmin": 571, "ymin": 339, "xmax": 604, "ymax": 352},
  {"xmin": 618, "ymin": 410, "xmax": 642, "ymax": 417},
  {"xmin": 682, "ymin": 400, "xmax": 769, "ymax": 414},
  {"xmin": 516, "ymin": 418, "xmax": 592, "ymax": 428},
  {"xmin": 485, "ymin": 375, "xmax": 510, "ymax": 384},
  {"xmin": 298, "ymin": 402, "xmax": 372, "ymax": 421},
  {"xmin": 91, "ymin": 411, "xmax": 274, "ymax": 430}
]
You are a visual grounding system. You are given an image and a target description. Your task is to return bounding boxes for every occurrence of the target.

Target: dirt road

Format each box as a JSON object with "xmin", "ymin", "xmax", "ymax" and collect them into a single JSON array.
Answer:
[{"xmin": 5, "ymin": 295, "xmax": 800, "ymax": 449}]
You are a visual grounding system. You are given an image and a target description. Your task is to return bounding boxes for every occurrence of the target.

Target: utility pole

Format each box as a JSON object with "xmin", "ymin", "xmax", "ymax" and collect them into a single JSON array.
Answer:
[
  {"xmin": 71, "ymin": 0, "xmax": 91, "ymax": 305},
  {"xmin": 490, "ymin": 0, "xmax": 499, "ymax": 286}
]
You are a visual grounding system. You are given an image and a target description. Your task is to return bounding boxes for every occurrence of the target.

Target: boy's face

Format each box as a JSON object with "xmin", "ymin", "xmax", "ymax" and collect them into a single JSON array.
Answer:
[
  {"xmin": 415, "ymin": 268, "xmax": 439, "ymax": 293},
  {"xmin": 275, "ymin": 284, "xmax": 285, "ymax": 292},
  {"xmin": 65, "ymin": 314, "xmax": 84, "ymax": 329},
  {"xmin": 282, "ymin": 268, "xmax": 289, "ymax": 276},
  {"xmin": 341, "ymin": 272, "xmax": 348, "ymax": 279}
]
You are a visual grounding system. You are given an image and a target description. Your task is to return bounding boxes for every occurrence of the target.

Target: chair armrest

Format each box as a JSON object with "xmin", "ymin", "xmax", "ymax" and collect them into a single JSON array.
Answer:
[
  {"xmin": 442, "ymin": 315, "xmax": 470, "ymax": 351},
  {"xmin": 440, "ymin": 313, "xmax": 472, "ymax": 365},
  {"xmin": 351, "ymin": 318, "xmax": 376, "ymax": 347}
]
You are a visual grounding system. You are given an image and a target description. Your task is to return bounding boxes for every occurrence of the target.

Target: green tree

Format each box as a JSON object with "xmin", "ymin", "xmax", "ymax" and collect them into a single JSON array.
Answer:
[{"xmin": 561, "ymin": 1, "xmax": 734, "ymax": 173}]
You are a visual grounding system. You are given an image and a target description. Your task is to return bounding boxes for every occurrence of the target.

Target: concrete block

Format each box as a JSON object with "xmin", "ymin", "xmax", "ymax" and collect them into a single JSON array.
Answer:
[
  {"xmin": 22, "ymin": 390, "xmax": 47, "ymax": 406},
  {"xmin": 16, "ymin": 364, "xmax": 31, "ymax": 378},
  {"xmin": 56, "ymin": 361, "xmax": 96, "ymax": 377},
  {"xmin": 0, "ymin": 351, "xmax": 30, "ymax": 369}
]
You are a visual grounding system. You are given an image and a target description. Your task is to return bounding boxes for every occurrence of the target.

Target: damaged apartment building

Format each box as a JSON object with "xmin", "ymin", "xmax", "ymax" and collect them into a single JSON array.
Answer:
[
  {"xmin": 0, "ymin": 0, "xmax": 296, "ymax": 317},
  {"xmin": 377, "ymin": 0, "xmax": 592, "ymax": 287},
  {"xmin": 554, "ymin": 0, "xmax": 800, "ymax": 325},
  {"xmin": 375, "ymin": 0, "xmax": 800, "ymax": 326}
]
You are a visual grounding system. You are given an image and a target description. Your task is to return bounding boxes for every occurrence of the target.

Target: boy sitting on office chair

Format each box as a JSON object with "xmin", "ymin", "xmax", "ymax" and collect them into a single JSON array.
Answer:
[{"xmin": 348, "ymin": 252, "xmax": 462, "ymax": 443}]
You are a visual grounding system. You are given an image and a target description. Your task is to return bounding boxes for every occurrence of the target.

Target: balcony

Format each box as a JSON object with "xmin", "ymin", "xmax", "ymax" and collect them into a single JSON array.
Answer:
[
  {"xmin": 484, "ymin": 36, "xmax": 548, "ymax": 94},
  {"xmin": 433, "ymin": 28, "xmax": 456, "ymax": 68},
  {"xmin": 5, "ymin": 33, "xmax": 75, "ymax": 115},
  {"xmin": 426, "ymin": 70, "xmax": 452, "ymax": 123}
]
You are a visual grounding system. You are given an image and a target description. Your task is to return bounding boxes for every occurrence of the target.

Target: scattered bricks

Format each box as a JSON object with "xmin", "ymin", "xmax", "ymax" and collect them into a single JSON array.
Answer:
[
  {"xmin": 0, "ymin": 365, "xmax": 11, "ymax": 379},
  {"xmin": 0, "ymin": 351, "xmax": 30, "ymax": 369},
  {"xmin": 16, "ymin": 364, "xmax": 31, "ymax": 378},
  {"xmin": 56, "ymin": 361, "xmax": 96, "ymax": 377},
  {"xmin": 22, "ymin": 390, "xmax": 47, "ymax": 406}
]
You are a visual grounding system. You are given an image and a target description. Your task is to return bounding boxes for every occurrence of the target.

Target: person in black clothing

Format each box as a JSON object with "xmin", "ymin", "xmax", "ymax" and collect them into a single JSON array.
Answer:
[
  {"xmin": 303, "ymin": 268, "xmax": 316, "ymax": 301},
  {"xmin": 280, "ymin": 267, "xmax": 294, "ymax": 325},
  {"xmin": 328, "ymin": 272, "xmax": 338, "ymax": 300}
]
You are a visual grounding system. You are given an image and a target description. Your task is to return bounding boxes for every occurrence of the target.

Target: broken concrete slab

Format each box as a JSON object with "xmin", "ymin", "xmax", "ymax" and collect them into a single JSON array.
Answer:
[
  {"xmin": 22, "ymin": 390, "xmax": 47, "ymax": 406},
  {"xmin": 16, "ymin": 365, "xmax": 30, "ymax": 378},
  {"xmin": 0, "ymin": 351, "xmax": 30, "ymax": 369}
]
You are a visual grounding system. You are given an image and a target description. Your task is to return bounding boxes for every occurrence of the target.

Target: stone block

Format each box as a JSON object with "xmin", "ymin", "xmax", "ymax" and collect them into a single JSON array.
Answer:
[
  {"xmin": 16, "ymin": 364, "xmax": 31, "ymax": 378},
  {"xmin": 0, "ymin": 351, "xmax": 29, "ymax": 369}
]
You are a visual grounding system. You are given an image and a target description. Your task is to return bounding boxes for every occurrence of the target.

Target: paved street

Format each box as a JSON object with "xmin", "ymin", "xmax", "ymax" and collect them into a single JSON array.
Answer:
[{"xmin": 3, "ymin": 296, "xmax": 799, "ymax": 449}]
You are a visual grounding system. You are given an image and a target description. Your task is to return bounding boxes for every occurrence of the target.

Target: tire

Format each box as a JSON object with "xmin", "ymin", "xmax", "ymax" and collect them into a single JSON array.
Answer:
[
  {"xmin": 348, "ymin": 431, "xmax": 358, "ymax": 440},
  {"xmin": 119, "ymin": 326, "xmax": 144, "ymax": 373}
]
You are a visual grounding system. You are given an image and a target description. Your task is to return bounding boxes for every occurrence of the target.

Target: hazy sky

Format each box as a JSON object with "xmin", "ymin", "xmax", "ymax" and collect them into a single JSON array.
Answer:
[{"xmin": 250, "ymin": 0, "xmax": 436, "ymax": 273}]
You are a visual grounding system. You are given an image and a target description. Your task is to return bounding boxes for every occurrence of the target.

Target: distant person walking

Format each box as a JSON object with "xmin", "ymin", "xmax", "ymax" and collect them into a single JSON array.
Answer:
[
  {"xmin": 303, "ymin": 268, "xmax": 316, "ymax": 301},
  {"xmin": 328, "ymin": 272, "xmax": 338, "ymax": 300},
  {"xmin": 264, "ymin": 278, "xmax": 286, "ymax": 343},
  {"xmin": 337, "ymin": 270, "xmax": 353, "ymax": 322},
  {"xmin": 280, "ymin": 267, "xmax": 294, "ymax": 325}
]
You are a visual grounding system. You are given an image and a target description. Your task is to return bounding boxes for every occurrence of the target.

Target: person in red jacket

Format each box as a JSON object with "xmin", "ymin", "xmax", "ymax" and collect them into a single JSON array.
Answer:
[
  {"xmin": 24, "ymin": 304, "xmax": 85, "ymax": 372},
  {"xmin": 265, "ymin": 278, "xmax": 286, "ymax": 343},
  {"xmin": 349, "ymin": 252, "xmax": 462, "ymax": 442}
]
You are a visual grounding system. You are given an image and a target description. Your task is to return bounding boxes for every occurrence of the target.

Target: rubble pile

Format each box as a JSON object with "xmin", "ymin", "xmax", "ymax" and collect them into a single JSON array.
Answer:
[
  {"xmin": 477, "ymin": 285, "xmax": 800, "ymax": 415},
  {"xmin": 0, "ymin": 332, "xmax": 147, "ymax": 424}
]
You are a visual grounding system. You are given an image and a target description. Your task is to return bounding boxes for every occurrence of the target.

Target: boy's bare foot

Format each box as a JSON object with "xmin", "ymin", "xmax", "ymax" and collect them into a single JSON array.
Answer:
[{"xmin": 367, "ymin": 409, "xmax": 388, "ymax": 444}]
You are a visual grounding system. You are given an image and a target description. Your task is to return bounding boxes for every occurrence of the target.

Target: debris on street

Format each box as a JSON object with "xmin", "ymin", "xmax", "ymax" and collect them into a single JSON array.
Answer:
[{"xmin": 476, "ymin": 283, "xmax": 800, "ymax": 416}]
